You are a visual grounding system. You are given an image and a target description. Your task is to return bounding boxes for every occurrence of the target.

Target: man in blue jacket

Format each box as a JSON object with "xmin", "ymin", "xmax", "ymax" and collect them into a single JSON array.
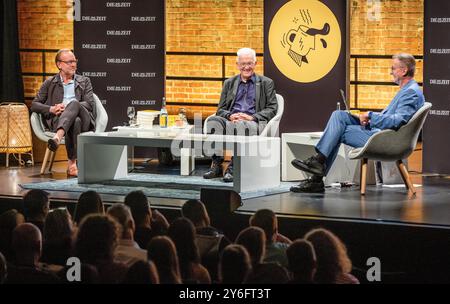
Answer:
[{"xmin": 290, "ymin": 53, "xmax": 425, "ymax": 193}]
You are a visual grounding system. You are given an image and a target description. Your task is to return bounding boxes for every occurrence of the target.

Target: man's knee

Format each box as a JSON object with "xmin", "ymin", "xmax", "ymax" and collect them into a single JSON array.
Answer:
[
  {"xmin": 66, "ymin": 100, "xmax": 81, "ymax": 111},
  {"xmin": 206, "ymin": 120, "xmax": 225, "ymax": 135},
  {"xmin": 73, "ymin": 117, "xmax": 82, "ymax": 134}
]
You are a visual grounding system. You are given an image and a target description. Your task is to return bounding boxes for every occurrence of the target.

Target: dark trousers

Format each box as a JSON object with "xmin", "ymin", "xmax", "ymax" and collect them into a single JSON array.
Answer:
[
  {"xmin": 206, "ymin": 116, "xmax": 261, "ymax": 167},
  {"xmin": 48, "ymin": 101, "xmax": 91, "ymax": 160}
]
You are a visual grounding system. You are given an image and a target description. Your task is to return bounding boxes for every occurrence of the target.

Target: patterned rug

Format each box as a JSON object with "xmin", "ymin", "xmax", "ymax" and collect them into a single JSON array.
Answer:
[{"xmin": 20, "ymin": 173, "xmax": 296, "ymax": 200}]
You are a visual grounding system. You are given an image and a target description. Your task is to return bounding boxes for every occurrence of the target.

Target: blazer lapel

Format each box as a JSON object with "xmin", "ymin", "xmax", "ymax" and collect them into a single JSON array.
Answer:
[
  {"xmin": 74, "ymin": 74, "xmax": 83, "ymax": 101},
  {"xmin": 255, "ymin": 74, "xmax": 261, "ymax": 112},
  {"xmin": 228, "ymin": 76, "xmax": 240, "ymax": 110}
]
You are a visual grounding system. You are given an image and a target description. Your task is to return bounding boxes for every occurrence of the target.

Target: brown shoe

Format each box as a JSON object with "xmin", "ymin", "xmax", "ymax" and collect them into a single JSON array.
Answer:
[{"xmin": 66, "ymin": 166, "xmax": 78, "ymax": 177}]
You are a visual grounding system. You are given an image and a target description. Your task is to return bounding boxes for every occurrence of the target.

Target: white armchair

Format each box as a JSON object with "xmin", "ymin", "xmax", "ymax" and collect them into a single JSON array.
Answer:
[
  {"xmin": 202, "ymin": 93, "xmax": 284, "ymax": 137},
  {"xmin": 30, "ymin": 93, "xmax": 108, "ymax": 174}
]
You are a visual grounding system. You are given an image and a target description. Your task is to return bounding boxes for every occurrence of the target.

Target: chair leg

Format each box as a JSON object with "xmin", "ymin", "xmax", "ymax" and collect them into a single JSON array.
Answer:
[
  {"xmin": 48, "ymin": 150, "xmax": 56, "ymax": 172},
  {"xmin": 40, "ymin": 148, "xmax": 51, "ymax": 174},
  {"xmin": 396, "ymin": 160, "xmax": 416, "ymax": 195},
  {"xmin": 360, "ymin": 158, "xmax": 368, "ymax": 195}
]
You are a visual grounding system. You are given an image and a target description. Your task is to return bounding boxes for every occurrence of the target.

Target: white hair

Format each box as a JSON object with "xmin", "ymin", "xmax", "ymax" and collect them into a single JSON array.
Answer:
[{"xmin": 237, "ymin": 48, "xmax": 256, "ymax": 63}]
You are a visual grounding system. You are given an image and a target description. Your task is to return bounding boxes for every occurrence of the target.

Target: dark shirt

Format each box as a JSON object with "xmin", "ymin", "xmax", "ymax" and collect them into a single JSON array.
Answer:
[
  {"xmin": 5, "ymin": 263, "xmax": 61, "ymax": 284},
  {"xmin": 231, "ymin": 75, "xmax": 256, "ymax": 115},
  {"xmin": 40, "ymin": 238, "xmax": 73, "ymax": 265}
]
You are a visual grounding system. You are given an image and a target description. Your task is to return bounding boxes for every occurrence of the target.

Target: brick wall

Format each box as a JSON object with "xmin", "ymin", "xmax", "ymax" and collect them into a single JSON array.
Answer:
[
  {"xmin": 350, "ymin": 0, "xmax": 424, "ymax": 109},
  {"xmin": 166, "ymin": 0, "xmax": 264, "ymax": 117},
  {"xmin": 18, "ymin": 0, "xmax": 424, "ymax": 115},
  {"xmin": 18, "ymin": 0, "xmax": 72, "ymax": 104}
]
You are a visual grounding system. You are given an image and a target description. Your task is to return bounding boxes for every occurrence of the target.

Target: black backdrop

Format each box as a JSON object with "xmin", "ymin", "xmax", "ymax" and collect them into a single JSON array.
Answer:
[
  {"xmin": 423, "ymin": 0, "xmax": 450, "ymax": 174},
  {"xmin": 0, "ymin": 0, "xmax": 24, "ymax": 101},
  {"xmin": 264, "ymin": 0, "xmax": 348, "ymax": 133},
  {"xmin": 74, "ymin": 0, "xmax": 165, "ymax": 130}
]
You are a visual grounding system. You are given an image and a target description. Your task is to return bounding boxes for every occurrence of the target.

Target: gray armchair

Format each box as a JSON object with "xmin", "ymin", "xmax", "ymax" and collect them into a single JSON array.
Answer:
[
  {"xmin": 30, "ymin": 93, "xmax": 108, "ymax": 174},
  {"xmin": 348, "ymin": 102, "xmax": 432, "ymax": 195}
]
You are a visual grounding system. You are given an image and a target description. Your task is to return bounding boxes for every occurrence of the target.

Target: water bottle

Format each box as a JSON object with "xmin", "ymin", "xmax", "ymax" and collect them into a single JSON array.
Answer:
[
  {"xmin": 159, "ymin": 97, "xmax": 168, "ymax": 128},
  {"xmin": 336, "ymin": 102, "xmax": 341, "ymax": 110}
]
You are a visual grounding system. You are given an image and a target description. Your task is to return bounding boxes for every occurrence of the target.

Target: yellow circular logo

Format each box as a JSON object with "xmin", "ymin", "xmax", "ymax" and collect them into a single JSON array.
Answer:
[{"xmin": 268, "ymin": 0, "xmax": 341, "ymax": 83}]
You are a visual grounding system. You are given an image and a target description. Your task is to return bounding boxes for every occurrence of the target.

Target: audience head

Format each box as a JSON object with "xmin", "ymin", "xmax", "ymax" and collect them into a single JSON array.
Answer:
[
  {"xmin": 123, "ymin": 260, "xmax": 159, "ymax": 284},
  {"xmin": 235, "ymin": 226, "xmax": 266, "ymax": 267},
  {"xmin": 286, "ymin": 239, "xmax": 317, "ymax": 282},
  {"xmin": 305, "ymin": 228, "xmax": 352, "ymax": 284},
  {"xmin": 74, "ymin": 214, "xmax": 119, "ymax": 265},
  {"xmin": 22, "ymin": 189, "xmax": 49, "ymax": 221},
  {"xmin": 0, "ymin": 209, "xmax": 25, "ymax": 261},
  {"xmin": 43, "ymin": 207, "xmax": 74, "ymax": 244},
  {"xmin": 74, "ymin": 190, "xmax": 104, "ymax": 224},
  {"xmin": 147, "ymin": 236, "xmax": 182, "ymax": 284},
  {"xmin": 124, "ymin": 190, "xmax": 152, "ymax": 227},
  {"xmin": 167, "ymin": 217, "xmax": 200, "ymax": 279},
  {"xmin": 393, "ymin": 53, "xmax": 416, "ymax": 78},
  {"xmin": 249, "ymin": 209, "xmax": 278, "ymax": 244},
  {"xmin": 0, "ymin": 252, "xmax": 6, "ymax": 284},
  {"xmin": 107, "ymin": 203, "xmax": 135, "ymax": 239},
  {"xmin": 181, "ymin": 199, "xmax": 210, "ymax": 228},
  {"xmin": 12, "ymin": 223, "xmax": 42, "ymax": 266},
  {"xmin": 219, "ymin": 244, "xmax": 252, "ymax": 284}
]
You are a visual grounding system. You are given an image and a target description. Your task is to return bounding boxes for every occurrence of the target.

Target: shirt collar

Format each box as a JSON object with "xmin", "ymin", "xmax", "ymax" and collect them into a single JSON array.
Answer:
[
  {"xmin": 59, "ymin": 73, "xmax": 75, "ymax": 84},
  {"xmin": 240, "ymin": 74, "xmax": 255, "ymax": 84}
]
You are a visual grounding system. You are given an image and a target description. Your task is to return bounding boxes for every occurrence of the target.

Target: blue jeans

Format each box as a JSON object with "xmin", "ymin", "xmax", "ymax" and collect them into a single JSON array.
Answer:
[{"xmin": 316, "ymin": 110, "xmax": 380, "ymax": 174}]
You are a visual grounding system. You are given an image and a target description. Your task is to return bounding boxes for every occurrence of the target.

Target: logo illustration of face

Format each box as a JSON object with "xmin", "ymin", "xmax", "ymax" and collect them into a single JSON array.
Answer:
[
  {"xmin": 286, "ymin": 23, "xmax": 330, "ymax": 67},
  {"xmin": 268, "ymin": 0, "xmax": 341, "ymax": 83}
]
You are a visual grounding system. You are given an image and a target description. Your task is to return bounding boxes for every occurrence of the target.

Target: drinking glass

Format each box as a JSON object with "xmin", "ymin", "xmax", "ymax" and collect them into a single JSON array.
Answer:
[{"xmin": 127, "ymin": 106, "xmax": 136, "ymax": 126}]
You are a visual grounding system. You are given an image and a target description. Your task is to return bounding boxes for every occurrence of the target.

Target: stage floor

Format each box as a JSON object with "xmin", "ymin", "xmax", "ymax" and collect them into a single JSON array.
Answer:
[{"xmin": 1, "ymin": 157, "xmax": 450, "ymax": 228}]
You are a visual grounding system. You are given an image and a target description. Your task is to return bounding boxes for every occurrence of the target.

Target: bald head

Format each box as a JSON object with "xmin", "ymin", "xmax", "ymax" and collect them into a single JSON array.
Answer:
[{"xmin": 12, "ymin": 223, "xmax": 42, "ymax": 265}]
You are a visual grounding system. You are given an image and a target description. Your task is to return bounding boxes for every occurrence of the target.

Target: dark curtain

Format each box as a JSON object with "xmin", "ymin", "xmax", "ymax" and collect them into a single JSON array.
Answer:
[{"xmin": 1, "ymin": 0, "xmax": 24, "ymax": 102}]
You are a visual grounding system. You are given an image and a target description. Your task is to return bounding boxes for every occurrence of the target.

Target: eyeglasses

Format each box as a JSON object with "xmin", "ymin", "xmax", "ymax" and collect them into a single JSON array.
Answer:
[
  {"xmin": 238, "ymin": 62, "xmax": 255, "ymax": 68},
  {"xmin": 59, "ymin": 59, "xmax": 78, "ymax": 65}
]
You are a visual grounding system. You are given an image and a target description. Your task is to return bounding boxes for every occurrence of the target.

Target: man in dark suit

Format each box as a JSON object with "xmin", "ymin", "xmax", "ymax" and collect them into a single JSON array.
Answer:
[
  {"xmin": 31, "ymin": 49, "xmax": 95, "ymax": 177},
  {"xmin": 203, "ymin": 48, "xmax": 278, "ymax": 182}
]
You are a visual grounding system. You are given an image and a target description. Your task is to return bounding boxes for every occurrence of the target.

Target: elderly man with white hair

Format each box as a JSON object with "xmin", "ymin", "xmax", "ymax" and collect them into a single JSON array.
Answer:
[{"xmin": 204, "ymin": 47, "xmax": 278, "ymax": 182}]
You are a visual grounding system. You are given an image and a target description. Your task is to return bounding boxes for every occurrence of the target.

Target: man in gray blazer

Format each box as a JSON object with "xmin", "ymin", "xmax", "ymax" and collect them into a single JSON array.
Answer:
[
  {"xmin": 204, "ymin": 48, "xmax": 278, "ymax": 182},
  {"xmin": 31, "ymin": 49, "xmax": 95, "ymax": 177}
]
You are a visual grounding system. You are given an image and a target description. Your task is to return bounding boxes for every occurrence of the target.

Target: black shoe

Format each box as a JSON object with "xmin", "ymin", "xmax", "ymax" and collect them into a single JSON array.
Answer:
[
  {"xmin": 223, "ymin": 167, "xmax": 233, "ymax": 183},
  {"xmin": 203, "ymin": 162, "xmax": 223, "ymax": 179},
  {"xmin": 47, "ymin": 138, "xmax": 60, "ymax": 152},
  {"xmin": 291, "ymin": 156, "xmax": 326, "ymax": 176},
  {"xmin": 290, "ymin": 178, "xmax": 325, "ymax": 193}
]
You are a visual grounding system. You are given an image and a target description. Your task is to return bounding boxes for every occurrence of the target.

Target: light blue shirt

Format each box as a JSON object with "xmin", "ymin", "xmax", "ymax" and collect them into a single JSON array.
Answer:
[{"xmin": 60, "ymin": 74, "xmax": 76, "ymax": 105}]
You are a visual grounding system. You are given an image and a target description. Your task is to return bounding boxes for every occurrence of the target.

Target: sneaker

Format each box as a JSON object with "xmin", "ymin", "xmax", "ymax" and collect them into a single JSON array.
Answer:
[
  {"xmin": 290, "ymin": 178, "xmax": 325, "ymax": 193},
  {"xmin": 223, "ymin": 166, "xmax": 233, "ymax": 183},
  {"xmin": 203, "ymin": 162, "xmax": 223, "ymax": 179},
  {"xmin": 291, "ymin": 156, "xmax": 326, "ymax": 176}
]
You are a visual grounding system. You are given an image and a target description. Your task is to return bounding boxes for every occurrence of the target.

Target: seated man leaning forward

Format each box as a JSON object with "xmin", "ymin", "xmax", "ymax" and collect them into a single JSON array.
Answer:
[
  {"xmin": 203, "ymin": 47, "xmax": 278, "ymax": 183},
  {"xmin": 31, "ymin": 49, "xmax": 96, "ymax": 177},
  {"xmin": 290, "ymin": 53, "xmax": 425, "ymax": 193}
]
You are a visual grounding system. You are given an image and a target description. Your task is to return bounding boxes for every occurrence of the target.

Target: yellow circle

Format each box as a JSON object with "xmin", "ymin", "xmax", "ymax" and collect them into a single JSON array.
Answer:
[{"xmin": 268, "ymin": 0, "xmax": 341, "ymax": 83}]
